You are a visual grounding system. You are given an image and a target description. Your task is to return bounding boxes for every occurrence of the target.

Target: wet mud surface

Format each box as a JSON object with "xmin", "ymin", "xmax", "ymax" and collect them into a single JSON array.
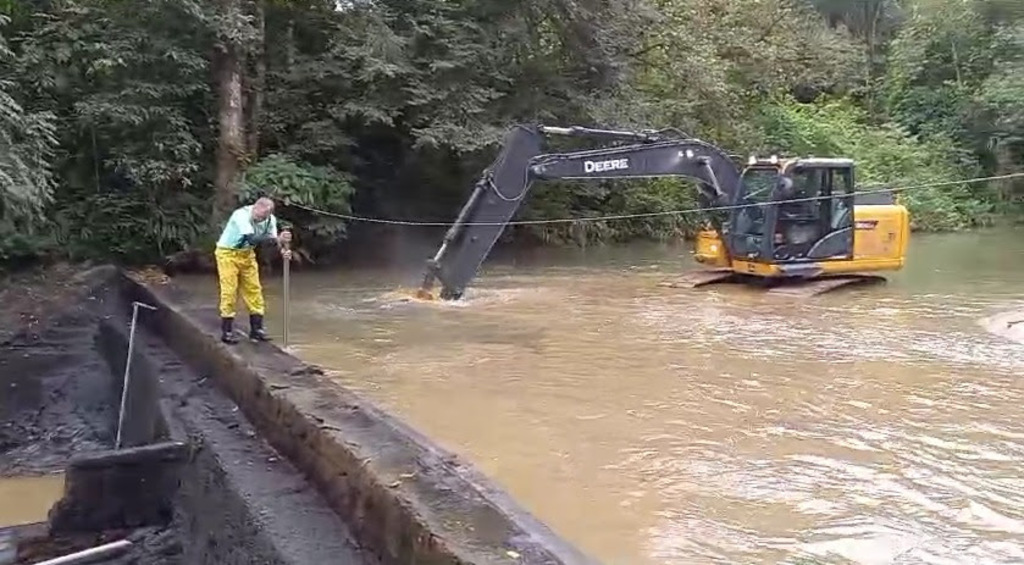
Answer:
[{"xmin": 0, "ymin": 265, "xmax": 119, "ymax": 476}]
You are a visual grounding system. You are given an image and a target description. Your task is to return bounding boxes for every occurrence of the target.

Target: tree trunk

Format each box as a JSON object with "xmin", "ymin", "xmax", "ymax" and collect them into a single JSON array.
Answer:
[
  {"xmin": 285, "ymin": 17, "xmax": 295, "ymax": 68},
  {"xmin": 213, "ymin": 0, "xmax": 247, "ymax": 227},
  {"xmin": 245, "ymin": 0, "xmax": 266, "ymax": 160},
  {"xmin": 865, "ymin": 1, "xmax": 879, "ymax": 116}
]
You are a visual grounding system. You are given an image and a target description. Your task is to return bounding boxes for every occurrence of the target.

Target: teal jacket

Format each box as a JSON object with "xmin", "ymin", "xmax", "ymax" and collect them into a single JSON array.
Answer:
[{"xmin": 216, "ymin": 205, "xmax": 278, "ymax": 249}]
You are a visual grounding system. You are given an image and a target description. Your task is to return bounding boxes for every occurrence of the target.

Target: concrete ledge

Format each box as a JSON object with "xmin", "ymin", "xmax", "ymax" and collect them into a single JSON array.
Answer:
[
  {"xmin": 49, "ymin": 442, "xmax": 188, "ymax": 533},
  {"xmin": 142, "ymin": 330, "xmax": 372, "ymax": 565},
  {"xmin": 118, "ymin": 272, "xmax": 596, "ymax": 565}
]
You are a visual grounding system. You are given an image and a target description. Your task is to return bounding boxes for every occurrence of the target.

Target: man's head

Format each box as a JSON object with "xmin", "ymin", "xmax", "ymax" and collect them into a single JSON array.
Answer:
[{"xmin": 251, "ymin": 197, "xmax": 275, "ymax": 221}]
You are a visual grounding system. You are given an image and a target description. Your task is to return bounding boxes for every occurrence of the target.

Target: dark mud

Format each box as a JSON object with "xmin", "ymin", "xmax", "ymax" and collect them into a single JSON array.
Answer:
[
  {"xmin": 0, "ymin": 265, "xmax": 120, "ymax": 476},
  {"xmin": 0, "ymin": 265, "xmax": 185, "ymax": 564}
]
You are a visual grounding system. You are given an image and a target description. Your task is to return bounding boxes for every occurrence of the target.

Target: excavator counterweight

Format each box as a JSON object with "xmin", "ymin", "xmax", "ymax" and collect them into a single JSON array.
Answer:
[{"xmin": 419, "ymin": 124, "xmax": 909, "ymax": 300}]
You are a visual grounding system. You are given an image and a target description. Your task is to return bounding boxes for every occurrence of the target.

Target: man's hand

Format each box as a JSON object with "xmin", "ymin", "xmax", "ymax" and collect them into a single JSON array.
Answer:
[
  {"xmin": 278, "ymin": 230, "xmax": 293, "ymax": 247},
  {"xmin": 278, "ymin": 229, "xmax": 293, "ymax": 261}
]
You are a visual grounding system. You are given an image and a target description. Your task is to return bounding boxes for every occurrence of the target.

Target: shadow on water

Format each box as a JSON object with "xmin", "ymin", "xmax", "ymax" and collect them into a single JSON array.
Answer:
[{"xmin": 177, "ymin": 228, "xmax": 1024, "ymax": 565}]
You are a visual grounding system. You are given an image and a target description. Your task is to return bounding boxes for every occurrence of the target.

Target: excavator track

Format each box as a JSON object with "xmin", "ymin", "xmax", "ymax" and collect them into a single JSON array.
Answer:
[
  {"xmin": 659, "ymin": 271, "xmax": 886, "ymax": 296},
  {"xmin": 765, "ymin": 274, "xmax": 887, "ymax": 297},
  {"xmin": 658, "ymin": 269, "xmax": 739, "ymax": 289}
]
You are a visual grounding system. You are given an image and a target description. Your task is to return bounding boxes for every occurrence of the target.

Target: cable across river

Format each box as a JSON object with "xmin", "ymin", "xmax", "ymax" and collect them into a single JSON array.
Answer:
[{"xmin": 285, "ymin": 171, "xmax": 1024, "ymax": 228}]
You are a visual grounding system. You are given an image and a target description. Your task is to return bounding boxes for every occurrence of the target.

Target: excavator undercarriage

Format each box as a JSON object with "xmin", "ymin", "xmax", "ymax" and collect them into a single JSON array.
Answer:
[
  {"xmin": 658, "ymin": 269, "xmax": 888, "ymax": 298},
  {"xmin": 418, "ymin": 124, "xmax": 910, "ymax": 301}
]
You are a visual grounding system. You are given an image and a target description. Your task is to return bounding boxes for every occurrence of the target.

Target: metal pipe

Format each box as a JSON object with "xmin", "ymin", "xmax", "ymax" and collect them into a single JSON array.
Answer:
[
  {"xmin": 116, "ymin": 301, "xmax": 156, "ymax": 450},
  {"xmin": 437, "ymin": 181, "xmax": 486, "ymax": 256},
  {"xmin": 35, "ymin": 540, "xmax": 133, "ymax": 565},
  {"xmin": 280, "ymin": 228, "xmax": 293, "ymax": 348},
  {"xmin": 282, "ymin": 251, "xmax": 290, "ymax": 348}
]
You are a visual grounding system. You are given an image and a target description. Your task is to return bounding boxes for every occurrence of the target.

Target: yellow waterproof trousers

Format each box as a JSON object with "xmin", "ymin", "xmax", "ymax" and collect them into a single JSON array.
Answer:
[{"xmin": 215, "ymin": 247, "xmax": 265, "ymax": 318}]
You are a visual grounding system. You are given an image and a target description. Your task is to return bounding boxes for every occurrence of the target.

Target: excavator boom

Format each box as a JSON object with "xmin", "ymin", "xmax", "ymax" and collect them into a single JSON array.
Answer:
[{"xmin": 420, "ymin": 124, "xmax": 743, "ymax": 300}]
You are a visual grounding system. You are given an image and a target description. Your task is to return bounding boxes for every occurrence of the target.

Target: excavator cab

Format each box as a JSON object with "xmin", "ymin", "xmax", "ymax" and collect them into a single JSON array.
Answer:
[{"xmin": 727, "ymin": 158, "xmax": 856, "ymax": 269}]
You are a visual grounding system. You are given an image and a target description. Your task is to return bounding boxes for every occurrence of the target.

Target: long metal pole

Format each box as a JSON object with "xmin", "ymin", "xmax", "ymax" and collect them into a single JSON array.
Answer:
[
  {"xmin": 282, "ymin": 231, "xmax": 291, "ymax": 348},
  {"xmin": 116, "ymin": 301, "xmax": 156, "ymax": 450},
  {"xmin": 283, "ymin": 254, "xmax": 290, "ymax": 347}
]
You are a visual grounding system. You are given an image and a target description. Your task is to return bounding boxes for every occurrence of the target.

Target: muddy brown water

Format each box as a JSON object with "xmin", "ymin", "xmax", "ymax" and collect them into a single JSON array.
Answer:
[
  {"xmin": 176, "ymin": 229, "xmax": 1024, "ymax": 564},
  {"xmin": 0, "ymin": 474, "xmax": 65, "ymax": 528}
]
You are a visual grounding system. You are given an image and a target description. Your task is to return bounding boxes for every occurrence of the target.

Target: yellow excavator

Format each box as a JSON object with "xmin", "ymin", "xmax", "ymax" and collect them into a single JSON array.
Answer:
[{"xmin": 418, "ymin": 124, "xmax": 910, "ymax": 300}]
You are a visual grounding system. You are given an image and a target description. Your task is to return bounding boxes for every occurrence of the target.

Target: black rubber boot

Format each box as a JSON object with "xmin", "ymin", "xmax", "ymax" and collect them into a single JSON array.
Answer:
[
  {"xmin": 221, "ymin": 317, "xmax": 239, "ymax": 344},
  {"xmin": 249, "ymin": 313, "xmax": 272, "ymax": 342}
]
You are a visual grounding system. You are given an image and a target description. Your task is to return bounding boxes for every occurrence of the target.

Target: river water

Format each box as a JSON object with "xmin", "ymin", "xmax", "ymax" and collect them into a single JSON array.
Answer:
[
  {"xmin": 0, "ymin": 474, "xmax": 65, "ymax": 528},
  {"xmin": 186, "ymin": 229, "xmax": 1024, "ymax": 564}
]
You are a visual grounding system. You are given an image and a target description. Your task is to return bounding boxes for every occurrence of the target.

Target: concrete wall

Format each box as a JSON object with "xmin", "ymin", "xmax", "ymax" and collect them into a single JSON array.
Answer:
[
  {"xmin": 48, "ymin": 318, "xmax": 189, "ymax": 534},
  {"xmin": 118, "ymin": 272, "xmax": 598, "ymax": 565},
  {"xmin": 157, "ymin": 345, "xmax": 374, "ymax": 565},
  {"xmin": 95, "ymin": 320, "xmax": 170, "ymax": 448},
  {"xmin": 48, "ymin": 442, "xmax": 189, "ymax": 534},
  {"xmin": 17, "ymin": 279, "xmax": 375, "ymax": 565}
]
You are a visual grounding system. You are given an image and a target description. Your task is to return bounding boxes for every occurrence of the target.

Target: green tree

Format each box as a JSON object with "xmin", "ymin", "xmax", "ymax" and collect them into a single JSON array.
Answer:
[
  {"xmin": 760, "ymin": 96, "xmax": 994, "ymax": 230},
  {"xmin": 0, "ymin": 14, "xmax": 58, "ymax": 262},
  {"xmin": 8, "ymin": 0, "xmax": 213, "ymax": 261}
]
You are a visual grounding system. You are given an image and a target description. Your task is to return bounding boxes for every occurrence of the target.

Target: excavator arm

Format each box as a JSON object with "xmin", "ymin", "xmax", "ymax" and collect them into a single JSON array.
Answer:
[{"xmin": 419, "ymin": 124, "xmax": 743, "ymax": 300}]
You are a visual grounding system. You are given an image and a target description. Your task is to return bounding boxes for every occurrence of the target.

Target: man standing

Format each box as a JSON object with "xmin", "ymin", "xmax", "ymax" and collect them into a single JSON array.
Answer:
[{"xmin": 214, "ymin": 197, "xmax": 292, "ymax": 344}]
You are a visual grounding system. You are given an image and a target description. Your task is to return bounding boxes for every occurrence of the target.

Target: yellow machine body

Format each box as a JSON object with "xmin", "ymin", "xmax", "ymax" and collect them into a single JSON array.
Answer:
[{"xmin": 692, "ymin": 202, "xmax": 909, "ymax": 280}]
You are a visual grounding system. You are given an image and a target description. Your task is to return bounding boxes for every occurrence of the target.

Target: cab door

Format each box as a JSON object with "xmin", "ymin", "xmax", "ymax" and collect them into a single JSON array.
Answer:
[
  {"xmin": 770, "ymin": 165, "xmax": 855, "ymax": 261},
  {"xmin": 727, "ymin": 166, "xmax": 781, "ymax": 261}
]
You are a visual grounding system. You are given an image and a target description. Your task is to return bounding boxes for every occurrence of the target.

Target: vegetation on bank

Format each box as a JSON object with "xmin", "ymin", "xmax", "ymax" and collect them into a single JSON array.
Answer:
[{"xmin": 1, "ymin": 0, "xmax": 1022, "ymax": 267}]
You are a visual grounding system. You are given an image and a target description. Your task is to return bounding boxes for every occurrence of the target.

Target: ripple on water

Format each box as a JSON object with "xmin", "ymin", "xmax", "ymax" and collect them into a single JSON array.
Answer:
[
  {"xmin": 610, "ymin": 288, "xmax": 1024, "ymax": 563},
  {"xmin": 632, "ymin": 294, "xmax": 1024, "ymax": 372}
]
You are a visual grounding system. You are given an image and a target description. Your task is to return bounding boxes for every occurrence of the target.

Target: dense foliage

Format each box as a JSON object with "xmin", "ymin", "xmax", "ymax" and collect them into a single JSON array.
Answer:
[{"xmin": 1, "ymin": 0, "xmax": 1022, "ymax": 266}]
